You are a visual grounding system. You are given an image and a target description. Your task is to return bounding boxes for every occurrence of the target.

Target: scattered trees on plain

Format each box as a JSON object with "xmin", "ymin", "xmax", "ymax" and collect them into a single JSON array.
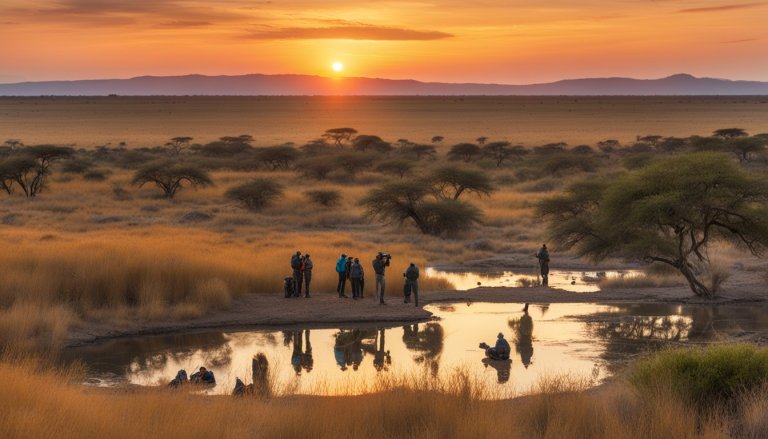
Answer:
[
  {"xmin": 133, "ymin": 161, "xmax": 212, "ymax": 198},
  {"xmin": 538, "ymin": 152, "xmax": 768, "ymax": 299}
]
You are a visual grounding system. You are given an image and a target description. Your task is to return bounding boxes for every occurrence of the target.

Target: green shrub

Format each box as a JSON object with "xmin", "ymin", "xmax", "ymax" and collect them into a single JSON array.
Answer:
[{"xmin": 628, "ymin": 344, "xmax": 768, "ymax": 409}]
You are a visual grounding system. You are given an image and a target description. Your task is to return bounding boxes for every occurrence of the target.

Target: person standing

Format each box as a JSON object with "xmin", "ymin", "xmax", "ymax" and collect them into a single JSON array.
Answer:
[
  {"xmin": 404, "ymin": 262, "xmax": 420, "ymax": 306},
  {"xmin": 349, "ymin": 258, "xmax": 364, "ymax": 299},
  {"xmin": 536, "ymin": 244, "xmax": 550, "ymax": 286},
  {"xmin": 303, "ymin": 254, "xmax": 313, "ymax": 298},
  {"xmin": 336, "ymin": 253, "xmax": 348, "ymax": 298},
  {"xmin": 291, "ymin": 251, "xmax": 303, "ymax": 297},
  {"xmin": 372, "ymin": 252, "xmax": 391, "ymax": 304}
]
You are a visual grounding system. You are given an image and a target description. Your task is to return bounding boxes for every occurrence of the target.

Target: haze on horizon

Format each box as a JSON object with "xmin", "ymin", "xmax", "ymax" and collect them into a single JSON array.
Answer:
[{"xmin": 1, "ymin": 0, "xmax": 767, "ymax": 84}]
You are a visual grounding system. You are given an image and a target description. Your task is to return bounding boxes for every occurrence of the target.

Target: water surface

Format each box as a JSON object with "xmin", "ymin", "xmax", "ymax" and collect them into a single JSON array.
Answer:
[{"xmin": 65, "ymin": 302, "xmax": 768, "ymax": 397}]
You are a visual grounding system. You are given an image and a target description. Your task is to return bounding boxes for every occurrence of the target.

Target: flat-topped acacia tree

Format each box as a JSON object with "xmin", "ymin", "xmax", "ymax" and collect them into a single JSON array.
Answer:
[
  {"xmin": 133, "ymin": 160, "xmax": 212, "ymax": 199},
  {"xmin": 538, "ymin": 152, "xmax": 768, "ymax": 299}
]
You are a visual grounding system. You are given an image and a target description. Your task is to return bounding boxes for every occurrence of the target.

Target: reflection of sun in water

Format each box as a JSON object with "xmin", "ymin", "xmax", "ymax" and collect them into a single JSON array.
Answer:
[{"xmin": 332, "ymin": 62, "xmax": 344, "ymax": 72}]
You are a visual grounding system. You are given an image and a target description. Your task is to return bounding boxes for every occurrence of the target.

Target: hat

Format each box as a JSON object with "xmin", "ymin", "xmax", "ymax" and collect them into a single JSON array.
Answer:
[{"xmin": 497, "ymin": 333, "xmax": 504, "ymax": 338}]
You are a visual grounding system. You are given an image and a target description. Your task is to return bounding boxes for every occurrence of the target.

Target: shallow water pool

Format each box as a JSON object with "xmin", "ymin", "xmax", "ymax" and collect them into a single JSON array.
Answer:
[{"xmin": 64, "ymin": 302, "xmax": 768, "ymax": 397}]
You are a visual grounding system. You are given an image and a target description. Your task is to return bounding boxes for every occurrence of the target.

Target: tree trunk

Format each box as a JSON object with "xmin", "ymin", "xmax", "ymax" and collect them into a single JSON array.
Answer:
[{"xmin": 678, "ymin": 263, "xmax": 713, "ymax": 299}]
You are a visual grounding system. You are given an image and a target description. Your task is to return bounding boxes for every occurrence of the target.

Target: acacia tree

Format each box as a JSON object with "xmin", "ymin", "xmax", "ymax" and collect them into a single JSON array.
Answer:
[
  {"xmin": 323, "ymin": 128, "xmax": 358, "ymax": 147},
  {"xmin": 427, "ymin": 166, "xmax": 495, "ymax": 200},
  {"xmin": 0, "ymin": 145, "xmax": 74, "ymax": 197},
  {"xmin": 713, "ymin": 128, "xmax": 748, "ymax": 139},
  {"xmin": 133, "ymin": 161, "xmax": 213, "ymax": 198},
  {"xmin": 226, "ymin": 178, "xmax": 283, "ymax": 211},
  {"xmin": 483, "ymin": 141, "xmax": 528, "ymax": 167},
  {"xmin": 538, "ymin": 152, "xmax": 768, "ymax": 299},
  {"xmin": 361, "ymin": 180, "xmax": 482, "ymax": 236},
  {"xmin": 165, "ymin": 136, "xmax": 193, "ymax": 155},
  {"xmin": 447, "ymin": 143, "xmax": 481, "ymax": 162}
]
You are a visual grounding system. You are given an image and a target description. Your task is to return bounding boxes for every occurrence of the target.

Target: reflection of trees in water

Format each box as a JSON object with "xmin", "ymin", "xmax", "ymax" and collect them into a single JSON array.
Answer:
[
  {"xmin": 333, "ymin": 329, "xmax": 377, "ymax": 372},
  {"xmin": 508, "ymin": 311, "xmax": 534, "ymax": 368},
  {"xmin": 402, "ymin": 323, "xmax": 444, "ymax": 376},
  {"xmin": 585, "ymin": 308, "xmax": 693, "ymax": 371},
  {"xmin": 67, "ymin": 332, "xmax": 233, "ymax": 375}
]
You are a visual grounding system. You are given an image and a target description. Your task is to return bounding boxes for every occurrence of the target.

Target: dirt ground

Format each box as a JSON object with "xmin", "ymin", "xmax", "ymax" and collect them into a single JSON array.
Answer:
[{"xmin": 66, "ymin": 255, "xmax": 768, "ymax": 348}]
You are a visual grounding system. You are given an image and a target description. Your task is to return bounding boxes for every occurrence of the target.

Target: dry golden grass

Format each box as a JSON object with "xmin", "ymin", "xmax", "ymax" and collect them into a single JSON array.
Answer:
[
  {"xmin": 599, "ymin": 273, "xmax": 686, "ymax": 289},
  {"xmin": 0, "ymin": 357, "xmax": 761, "ymax": 439}
]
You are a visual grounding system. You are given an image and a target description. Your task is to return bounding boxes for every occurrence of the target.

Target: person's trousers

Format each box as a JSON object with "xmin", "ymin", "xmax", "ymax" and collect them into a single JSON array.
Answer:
[
  {"xmin": 405, "ymin": 279, "xmax": 419, "ymax": 306},
  {"xmin": 376, "ymin": 274, "xmax": 385, "ymax": 303},
  {"xmin": 293, "ymin": 270, "xmax": 303, "ymax": 297},
  {"xmin": 540, "ymin": 262, "xmax": 549, "ymax": 286},
  {"xmin": 337, "ymin": 272, "xmax": 347, "ymax": 296},
  {"xmin": 351, "ymin": 278, "xmax": 362, "ymax": 298},
  {"xmin": 304, "ymin": 271, "xmax": 312, "ymax": 296}
]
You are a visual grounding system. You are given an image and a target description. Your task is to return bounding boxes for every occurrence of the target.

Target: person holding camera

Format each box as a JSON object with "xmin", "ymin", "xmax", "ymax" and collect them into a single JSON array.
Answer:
[
  {"xmin": 403, "ymin": 262, "xmax": 420, "ymax": 306},
  {"xmin": 372, "ymin": 252, "xmax": 391, "ymax": 304},
  {"xmin": 335, "ymin": 253, "xmax": 349, "ymax": 298}
]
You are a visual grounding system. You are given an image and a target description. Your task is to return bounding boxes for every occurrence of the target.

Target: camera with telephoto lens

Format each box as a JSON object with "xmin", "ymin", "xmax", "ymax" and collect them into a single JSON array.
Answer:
[{"xmin": 378, "ymin": 252, "xmax": 392, "ymax": 259}]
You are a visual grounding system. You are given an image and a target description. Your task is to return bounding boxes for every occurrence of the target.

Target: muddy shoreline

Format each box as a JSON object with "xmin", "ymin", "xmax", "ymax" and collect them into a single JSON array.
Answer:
[{"xmin": 66, "ymin": 265, "xmax": 767, "ymax": 348}]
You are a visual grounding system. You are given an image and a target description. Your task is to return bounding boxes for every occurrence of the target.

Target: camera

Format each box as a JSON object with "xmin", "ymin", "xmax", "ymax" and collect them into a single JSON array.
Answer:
[{"xmin": 378, "ymin": 252, "xmax": 392, "ymax": 259}]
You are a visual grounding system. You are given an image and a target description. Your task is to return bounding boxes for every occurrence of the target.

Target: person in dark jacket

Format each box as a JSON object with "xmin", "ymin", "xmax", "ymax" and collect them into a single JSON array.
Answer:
[
  {"xmin": 372, "ymin": 253, "xmax": 391, "ymax": 304},
  {"xmin": 349, "ymin": 258, "xmax": 364, "ymax": 299},
  {"xmin": 403, "ymin": 262, "xmax": 420, "ymax": 306},
  {"xmin": 303, "ymin": 254, "xmax": 313, "ymax": 298},
  {"xmin": 479, "ymin": 333, "xmax": 511, "ymax": 361},
  {"xmin": 536, "ymin": 244, "xmax": 550, "ymax": 286},
  {"xmin": 291, "ymin": 251, "xmax": 303, "ymax": 297},
  {"xmin": 336, "ymin": 253, "xmax": 348, "ymax": 298}
]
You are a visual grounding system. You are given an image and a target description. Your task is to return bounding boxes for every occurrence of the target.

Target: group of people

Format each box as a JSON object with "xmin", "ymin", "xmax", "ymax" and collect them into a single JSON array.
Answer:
[
  {"xmin": 286, "ymin": 251, "xmax": 421, "ymax": 305},
  {"xmin": 168, "ymin": 366, "xmax": 216, "ymax": 387}
]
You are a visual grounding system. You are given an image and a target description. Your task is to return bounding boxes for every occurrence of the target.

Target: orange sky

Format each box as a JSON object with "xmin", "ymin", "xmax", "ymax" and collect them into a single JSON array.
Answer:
[{"xmin": 1, "ymin": 0, "xmax": 767, "ymax": 83}]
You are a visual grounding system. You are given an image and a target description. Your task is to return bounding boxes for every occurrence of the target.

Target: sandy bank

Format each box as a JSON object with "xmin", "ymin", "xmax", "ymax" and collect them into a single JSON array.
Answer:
[{"xmin": 66, "ymin": 262, "xmax": 767, "ymax": 348}]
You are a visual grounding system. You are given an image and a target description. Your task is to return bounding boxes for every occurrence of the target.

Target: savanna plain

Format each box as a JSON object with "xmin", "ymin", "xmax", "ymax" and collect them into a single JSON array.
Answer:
[{"xmin": 2, "ymin": 96, "xmax": 768, "ymax": 438}]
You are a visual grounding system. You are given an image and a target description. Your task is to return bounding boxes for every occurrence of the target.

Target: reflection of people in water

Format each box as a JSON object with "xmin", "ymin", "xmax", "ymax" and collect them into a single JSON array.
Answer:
[
  {"xmin": 301, "ymin": 329, "xmax": 313, "ymax": 373},
  {"xmin": 482, "ymin": 357, "xmax": 511, "ymax": 383},
  {"xmin": 373, "ymin": 328, "xmax": 392, "ymax": 371},
  {"xmin": 291, "ymin": 330, "xmax": 303, "ymax": 374},
  {"xmin": 508, "ymin": 304, "xmax": 534, "ymax": 368},
  {"xmin": 334, "ymin": 329, "xmax": 369, "ymax": 371},
  {"xmin": 290, "ymin": 330, "xmax": 314, "ymax": 375},
  {"xmin": 403, "ymin": 323, "xmax": 444, "ymax": 376}
]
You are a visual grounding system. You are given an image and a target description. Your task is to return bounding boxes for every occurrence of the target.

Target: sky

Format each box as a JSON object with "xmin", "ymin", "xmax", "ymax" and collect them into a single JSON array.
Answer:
[{"xmin": 1, "ymin": 0, "xmax": 767, "ymax": 84}]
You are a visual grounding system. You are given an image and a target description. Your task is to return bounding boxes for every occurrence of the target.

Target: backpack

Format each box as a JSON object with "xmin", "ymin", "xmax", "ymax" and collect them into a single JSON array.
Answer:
[{"xmin": 291, "ymin": 255, "xmax": 301, "ymax": 270}]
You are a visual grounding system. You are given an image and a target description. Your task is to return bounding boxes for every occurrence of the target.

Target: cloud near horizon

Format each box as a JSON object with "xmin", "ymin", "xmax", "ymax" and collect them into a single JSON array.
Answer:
[
  {"xmin": 677, "ymin": 3, "xmax": 764, "ymax": 13},
  {"xmin": 243, "ymin": 25, "xmax": 453, "ymax": 40}
]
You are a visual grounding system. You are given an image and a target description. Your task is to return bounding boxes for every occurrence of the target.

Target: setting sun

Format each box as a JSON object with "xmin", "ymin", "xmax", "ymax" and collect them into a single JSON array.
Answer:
[{"xmin": 332, "ymin": 62, "xmax": 344, "ymax": 73}]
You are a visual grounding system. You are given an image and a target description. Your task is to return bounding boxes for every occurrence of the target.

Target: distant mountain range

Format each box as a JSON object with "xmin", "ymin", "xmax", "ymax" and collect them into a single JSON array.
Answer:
[{"xmin": 1, "ymin": 73, "xmax": 767, "ymax": 96}]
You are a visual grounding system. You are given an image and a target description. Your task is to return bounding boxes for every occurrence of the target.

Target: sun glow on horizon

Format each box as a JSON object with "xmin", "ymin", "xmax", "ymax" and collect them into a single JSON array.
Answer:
[{"xmin": 332, "ymin": 62, "xmax": 344, "ymax": 73}]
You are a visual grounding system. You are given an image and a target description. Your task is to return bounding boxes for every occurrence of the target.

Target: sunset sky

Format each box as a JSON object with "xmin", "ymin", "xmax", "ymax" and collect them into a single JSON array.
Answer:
[{"xmin": 1, "ymin": 0, "xmax": 766, "ymax": 84}]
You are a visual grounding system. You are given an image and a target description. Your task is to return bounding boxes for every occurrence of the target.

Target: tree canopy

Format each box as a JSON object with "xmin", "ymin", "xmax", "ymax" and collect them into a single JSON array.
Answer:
[
  {"xmin": 538, "ymin": 152, "xmax": 768, "ymax": 298},
  {"xmin": 133, "ymin": 161, "xmax": 213, "ymax": 198}
]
